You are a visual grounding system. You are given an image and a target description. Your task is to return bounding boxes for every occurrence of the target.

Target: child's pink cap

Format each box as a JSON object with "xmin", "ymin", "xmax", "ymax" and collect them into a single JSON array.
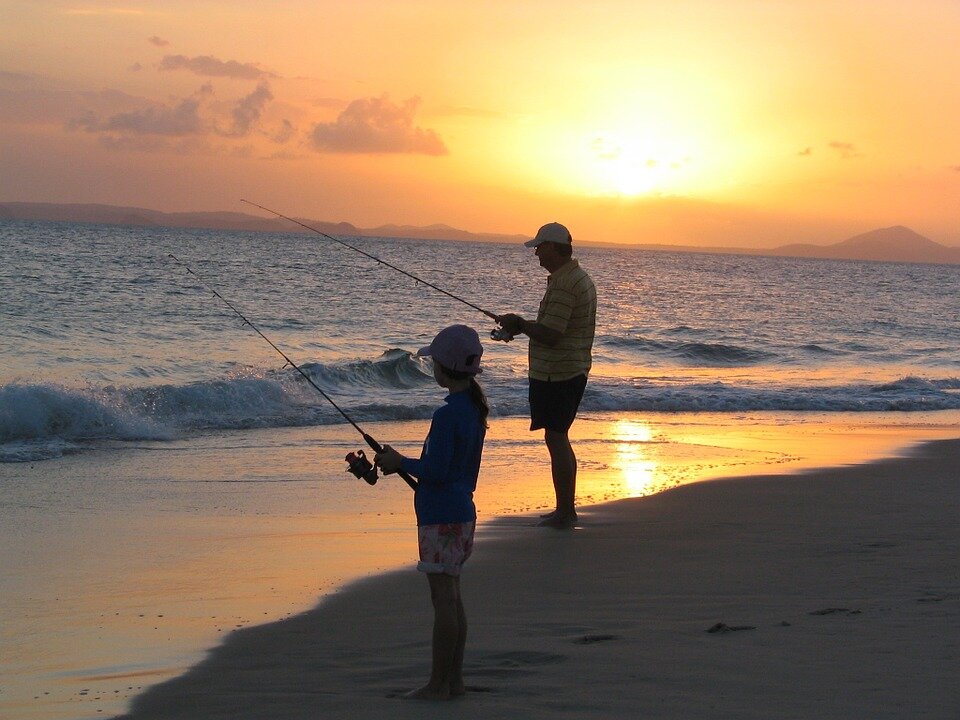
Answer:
[{"xmin": 417, "ymin": 324, "xmax": 483, "ymax": 375}]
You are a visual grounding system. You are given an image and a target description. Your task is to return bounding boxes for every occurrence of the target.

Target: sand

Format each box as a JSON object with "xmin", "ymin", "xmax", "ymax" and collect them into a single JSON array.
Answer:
[
  {"xmin": 8, "ymin": 412, "xmax": 960, "ymax": 720},
  {"xmin": 114, "ymin": 437, "xmax": 960, "ymax": 720}
]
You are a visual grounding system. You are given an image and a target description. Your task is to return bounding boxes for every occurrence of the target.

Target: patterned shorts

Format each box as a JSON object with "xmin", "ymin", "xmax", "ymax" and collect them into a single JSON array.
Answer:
[{"xmin": 417, "ymin": 521, "xmax": 476, "ymax": 576}]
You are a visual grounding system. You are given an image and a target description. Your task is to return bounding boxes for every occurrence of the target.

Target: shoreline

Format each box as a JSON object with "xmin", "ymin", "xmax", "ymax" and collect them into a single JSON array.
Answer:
[{"xmin": 114, "ymin": 436, "xmax": 960, "ymax": 720}]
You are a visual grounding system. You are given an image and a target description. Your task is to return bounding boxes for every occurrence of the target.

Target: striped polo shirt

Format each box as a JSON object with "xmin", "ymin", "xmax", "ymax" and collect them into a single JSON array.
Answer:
[{"xmin": 529, "ymin": 259, "xmax": 597, "ymax": 381}]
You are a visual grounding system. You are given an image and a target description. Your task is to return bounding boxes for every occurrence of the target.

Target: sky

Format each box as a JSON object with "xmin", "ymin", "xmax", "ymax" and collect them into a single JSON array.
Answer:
[{"xmin": 2, "ymin": 0, "xmax": 959, "ymax": 247}]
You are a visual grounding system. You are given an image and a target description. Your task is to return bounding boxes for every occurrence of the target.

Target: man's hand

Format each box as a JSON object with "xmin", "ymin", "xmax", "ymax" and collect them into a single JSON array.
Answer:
[
  {"xmin": 495, "ymin": 313, "xmax": 524, "ymax": 334},
  {"xmin": 374, "ymin": 445, "xmax": 403, "ymax": 474}
]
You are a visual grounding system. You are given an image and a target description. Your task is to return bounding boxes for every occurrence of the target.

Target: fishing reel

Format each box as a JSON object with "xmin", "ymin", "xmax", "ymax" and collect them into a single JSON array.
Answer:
[
  {"xmin": 345, "ymin": 449, "xmax": 378, "ymax": 485},
  {"xmin": 490, "ymin": 325, "xmax": 514, "ymax": 342}
]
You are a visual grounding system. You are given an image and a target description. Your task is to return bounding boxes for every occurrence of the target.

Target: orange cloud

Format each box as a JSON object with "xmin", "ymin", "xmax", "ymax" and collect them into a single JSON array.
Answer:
[
  {"xmin": 0, "ymin": 73, "xmax": 145, "ymax": 126},
  {"xmin": 64, "ymin": 80, "xmax": 284, "ymax": 152},
  {"xmin": 159, "ymin": 54, "xmax": 274, "ymax": 80},
  {"xmin": 71, "ymin": 85, "xmax": 213, "ymax": 137},
  {"xmin": 308, "ymin": 95, "xmax": 447, "ymax": 155},
  {"xmin": 828, "ymin": 141, "xmax": 861, "ymax": 159},
  {"xmin": 221, "ymin": 83, "xmax": 273, "ymax": 137},
  {"xmin": 271, "ymin": 118, "xmax": 295, "ymax": 144}
]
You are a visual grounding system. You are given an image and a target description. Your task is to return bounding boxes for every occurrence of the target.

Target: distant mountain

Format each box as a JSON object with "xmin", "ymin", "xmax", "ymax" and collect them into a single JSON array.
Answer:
[
  {"xmin": 2, "ymin": 202, "xmax": 958, "ymax": 265},
  {"xmin": 626, "ymin": 225, "xmax": 960, "ymax": 265},
  {"xmin": 769, "ymin": 226, "xmax": 960, "ymax": 265},
  {"xmin": 0, "ymin": 201, "xmax": 361, "ymax": 237},
  {"xmin": 364, "ymin": 222, "xmax": 527, "ymax": 243},
  {"xmin": 0, "ymin": 201, "xmax": 526, "ymax": 245}
]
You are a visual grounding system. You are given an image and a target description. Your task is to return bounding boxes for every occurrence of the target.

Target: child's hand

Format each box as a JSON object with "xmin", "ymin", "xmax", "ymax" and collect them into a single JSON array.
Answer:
[{"xmin": 375, "ymin": 445, "xmax": 403, "ymax": 474}]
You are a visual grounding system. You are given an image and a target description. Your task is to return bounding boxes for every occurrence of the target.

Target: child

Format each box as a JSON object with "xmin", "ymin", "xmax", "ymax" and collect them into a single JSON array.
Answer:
[{"xmin": 375, "ymin": 324, "xmax": 488, "ymax": 701}]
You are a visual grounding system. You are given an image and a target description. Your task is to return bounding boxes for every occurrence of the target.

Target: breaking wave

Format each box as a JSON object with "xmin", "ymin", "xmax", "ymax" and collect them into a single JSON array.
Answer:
[{"xmin": 3, "ymin": 359, "xmax": 959, "ymax": 462}]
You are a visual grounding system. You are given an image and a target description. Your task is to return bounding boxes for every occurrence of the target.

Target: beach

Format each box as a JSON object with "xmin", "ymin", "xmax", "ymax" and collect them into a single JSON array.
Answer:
[
  {"xmin": 91, "ymin": 429, "xmax": 956, "ymax": 720},
  {"xmin": 3, "ymin": 411, "xmax": 960, "ymax": 720},
  {"xmin": 106, "ymin": 434, "xmax": 960, "ymax": 720},
  {"xmin": 4, "ymin": 222, "xmax": 960, "ymax": 719},
  {"xmin": 6, "ymin": 3, "xmax": 960, "ymax": 715}
]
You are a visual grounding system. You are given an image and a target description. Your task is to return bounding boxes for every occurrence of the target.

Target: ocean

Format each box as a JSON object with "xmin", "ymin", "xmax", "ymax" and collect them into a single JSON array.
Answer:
[
  {"xmin": 2, "ymin": 218, "xmax": 959, "ymax": 719},
  {"xmin": 3, "ymin": 219, "xmax": 959, "ymax": 463}
]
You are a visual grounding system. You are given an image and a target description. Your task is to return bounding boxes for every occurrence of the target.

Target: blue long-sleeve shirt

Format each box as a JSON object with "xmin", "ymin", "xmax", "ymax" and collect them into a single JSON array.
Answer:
[{"xmin": 400, "ymin": 389, "xmax": 485, "ymax": 526}]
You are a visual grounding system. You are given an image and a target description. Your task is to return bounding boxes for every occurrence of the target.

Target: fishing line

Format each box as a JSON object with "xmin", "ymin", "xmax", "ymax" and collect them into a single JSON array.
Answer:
[
  {"xmin": 240, "ymin": 199, "xmax": 506, "ymax": 330},
  {"xmin": 167, "ymin": 253, "xmax": 417, "ymax": 491}
]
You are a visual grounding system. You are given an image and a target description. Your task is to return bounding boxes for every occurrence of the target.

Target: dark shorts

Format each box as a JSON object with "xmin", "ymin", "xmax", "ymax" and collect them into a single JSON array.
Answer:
[{"xmin": 529, "ymin": 374, "xmax": 588, "ymax": 433}]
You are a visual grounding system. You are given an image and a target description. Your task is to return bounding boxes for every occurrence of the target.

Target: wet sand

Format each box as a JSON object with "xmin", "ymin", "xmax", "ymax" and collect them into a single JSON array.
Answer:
[
  {"xmin": 0, "ymin": 413, "xmax": 960, "ymax": 720},
  {"xmin": 112, "ymin": 435, "xmax": 960, "ymax": 720}
]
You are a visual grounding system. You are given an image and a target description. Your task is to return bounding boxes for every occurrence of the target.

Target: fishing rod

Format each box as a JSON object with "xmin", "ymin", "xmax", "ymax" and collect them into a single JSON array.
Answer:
[
  {"xmin": 168, "ymin": 253, "xmax": 417, "ymax": 491},
  {"xmin": 240, "ymin": 199, "xmax": 513, "ymax": 340}
]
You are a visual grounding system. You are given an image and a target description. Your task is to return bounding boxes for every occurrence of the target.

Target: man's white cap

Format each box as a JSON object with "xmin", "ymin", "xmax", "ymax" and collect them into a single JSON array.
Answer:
[{"xmin": 524, "ymin": 222, "xmax": 572, "ymax": 248}]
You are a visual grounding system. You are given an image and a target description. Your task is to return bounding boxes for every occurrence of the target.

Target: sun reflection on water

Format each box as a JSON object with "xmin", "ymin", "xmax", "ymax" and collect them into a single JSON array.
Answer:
[{"xmin": 611, "ymin": 419, "xmax": 660, "ymax": 497}]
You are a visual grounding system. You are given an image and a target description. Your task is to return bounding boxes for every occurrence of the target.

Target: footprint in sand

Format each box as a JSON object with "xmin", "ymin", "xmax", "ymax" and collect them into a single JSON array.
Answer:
[
  {"xmin": 486, "ymin": 650, "xmax": 567, "ymax": 666},
  {"xmin": 572, "ymin": 634, "xmax": 619, "ymax": 644},
  {"xmin": 809, "ymin": 607, "xmax": 862, "ymax": 615},
  {"xmin": 706, "ymin": 622, "xmax": 756, "ymax": 633},
  {"xmin": 466, "ymin": 650, "xmax": 568, "ymax": 679}
]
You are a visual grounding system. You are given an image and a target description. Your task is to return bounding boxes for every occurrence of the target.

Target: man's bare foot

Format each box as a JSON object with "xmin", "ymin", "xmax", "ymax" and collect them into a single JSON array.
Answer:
[
  {"xmin": 402, "ymin": 684, "xmax": 450, "ymax": 701},
  {"xmin": 537, "ymin": 512, "xmax": 577, "ymax": 529},
  {"xmin": 539, "ymin": 509, "xmax": 578, "ymax": 521}
]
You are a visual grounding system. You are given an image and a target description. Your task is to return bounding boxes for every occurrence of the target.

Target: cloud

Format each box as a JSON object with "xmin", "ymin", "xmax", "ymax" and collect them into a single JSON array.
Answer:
[
  {"xmin": 271, "ymin": 118, "xmax": 295, "ymax": 144},
  {"xmin": 0, "ymin": 73, "xmax": 146, "ymax": 126},
  {"xmin": 591, "ymin": 137, "xmax": 621, "ymax": 160},
  {"xmin": 309, "ymin": 95, "xmax": 447, "ymax": 155},
  {"xmin": 159, "ymin": 54, "xmax": 274, "ymax": 80},
  {"xmin": 62, "ymin": 81, "xmax": 284, "ymax": 153},
  {"xmin": 229, "ymin": 144, "xmax": 254, "ymax": 159},
  {"xmin": 71, "ymin": 85, "xmax": 212, "ymax": 136},
  {"xmin": 148, "ymin": 36, "xmax": 169, "ymax": 47},
  {"xmin": 828, "ymin": 141, "xmax": 861, "ymax": 159},
  {"xmin": 265, "ymin": 149, "xmax": 306, "ymax": 161},
  {"xmin": 0, "ymin": 70, "xmax": 33, "ymax": 85},
  {"xmin": 94, "ymin": 134, "xmax": 208, "ymax": 153},
  {"xmin": 221, "ymin": 82, "xmax": 273, "ymax": 137}
]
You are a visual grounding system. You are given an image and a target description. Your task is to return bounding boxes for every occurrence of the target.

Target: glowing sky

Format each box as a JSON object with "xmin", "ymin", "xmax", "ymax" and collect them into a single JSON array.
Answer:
[{"xmin": 2, "ymin": 1, "xmax": 959, "ymax": 246}]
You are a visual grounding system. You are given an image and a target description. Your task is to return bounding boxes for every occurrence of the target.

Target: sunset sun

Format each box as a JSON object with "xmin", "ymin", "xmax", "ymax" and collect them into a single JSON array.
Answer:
[{"xmin": 582, "ymin": 132, "xmax": 695, "ymax": 197}]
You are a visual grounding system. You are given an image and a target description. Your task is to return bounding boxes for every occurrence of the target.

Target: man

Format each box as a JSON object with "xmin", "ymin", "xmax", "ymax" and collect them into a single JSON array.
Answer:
[{"xmin": 496, "ymin": 222, "xmax": 597, "ymax": 528}]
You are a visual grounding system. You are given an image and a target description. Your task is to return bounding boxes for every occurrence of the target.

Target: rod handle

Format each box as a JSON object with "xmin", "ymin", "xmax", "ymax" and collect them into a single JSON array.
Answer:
[{"xmin": 363, "ymin": 433, "xmax": 418, "ymax": 491}]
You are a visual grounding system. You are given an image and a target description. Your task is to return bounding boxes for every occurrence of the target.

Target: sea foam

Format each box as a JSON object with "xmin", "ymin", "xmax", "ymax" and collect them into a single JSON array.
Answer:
[{"xmin": 3, "ymin": 371, "xmax": 960, "ymax": 462}]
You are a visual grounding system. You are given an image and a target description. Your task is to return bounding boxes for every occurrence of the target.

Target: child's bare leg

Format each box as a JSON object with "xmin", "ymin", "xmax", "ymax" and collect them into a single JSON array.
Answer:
[
  {"xmin": 450, "ymin": 579, "xmax": 467, "ymax": 696},
  {"xmin": 404, "ymin": 573, "xmax": 460, "ymax": 700}
]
